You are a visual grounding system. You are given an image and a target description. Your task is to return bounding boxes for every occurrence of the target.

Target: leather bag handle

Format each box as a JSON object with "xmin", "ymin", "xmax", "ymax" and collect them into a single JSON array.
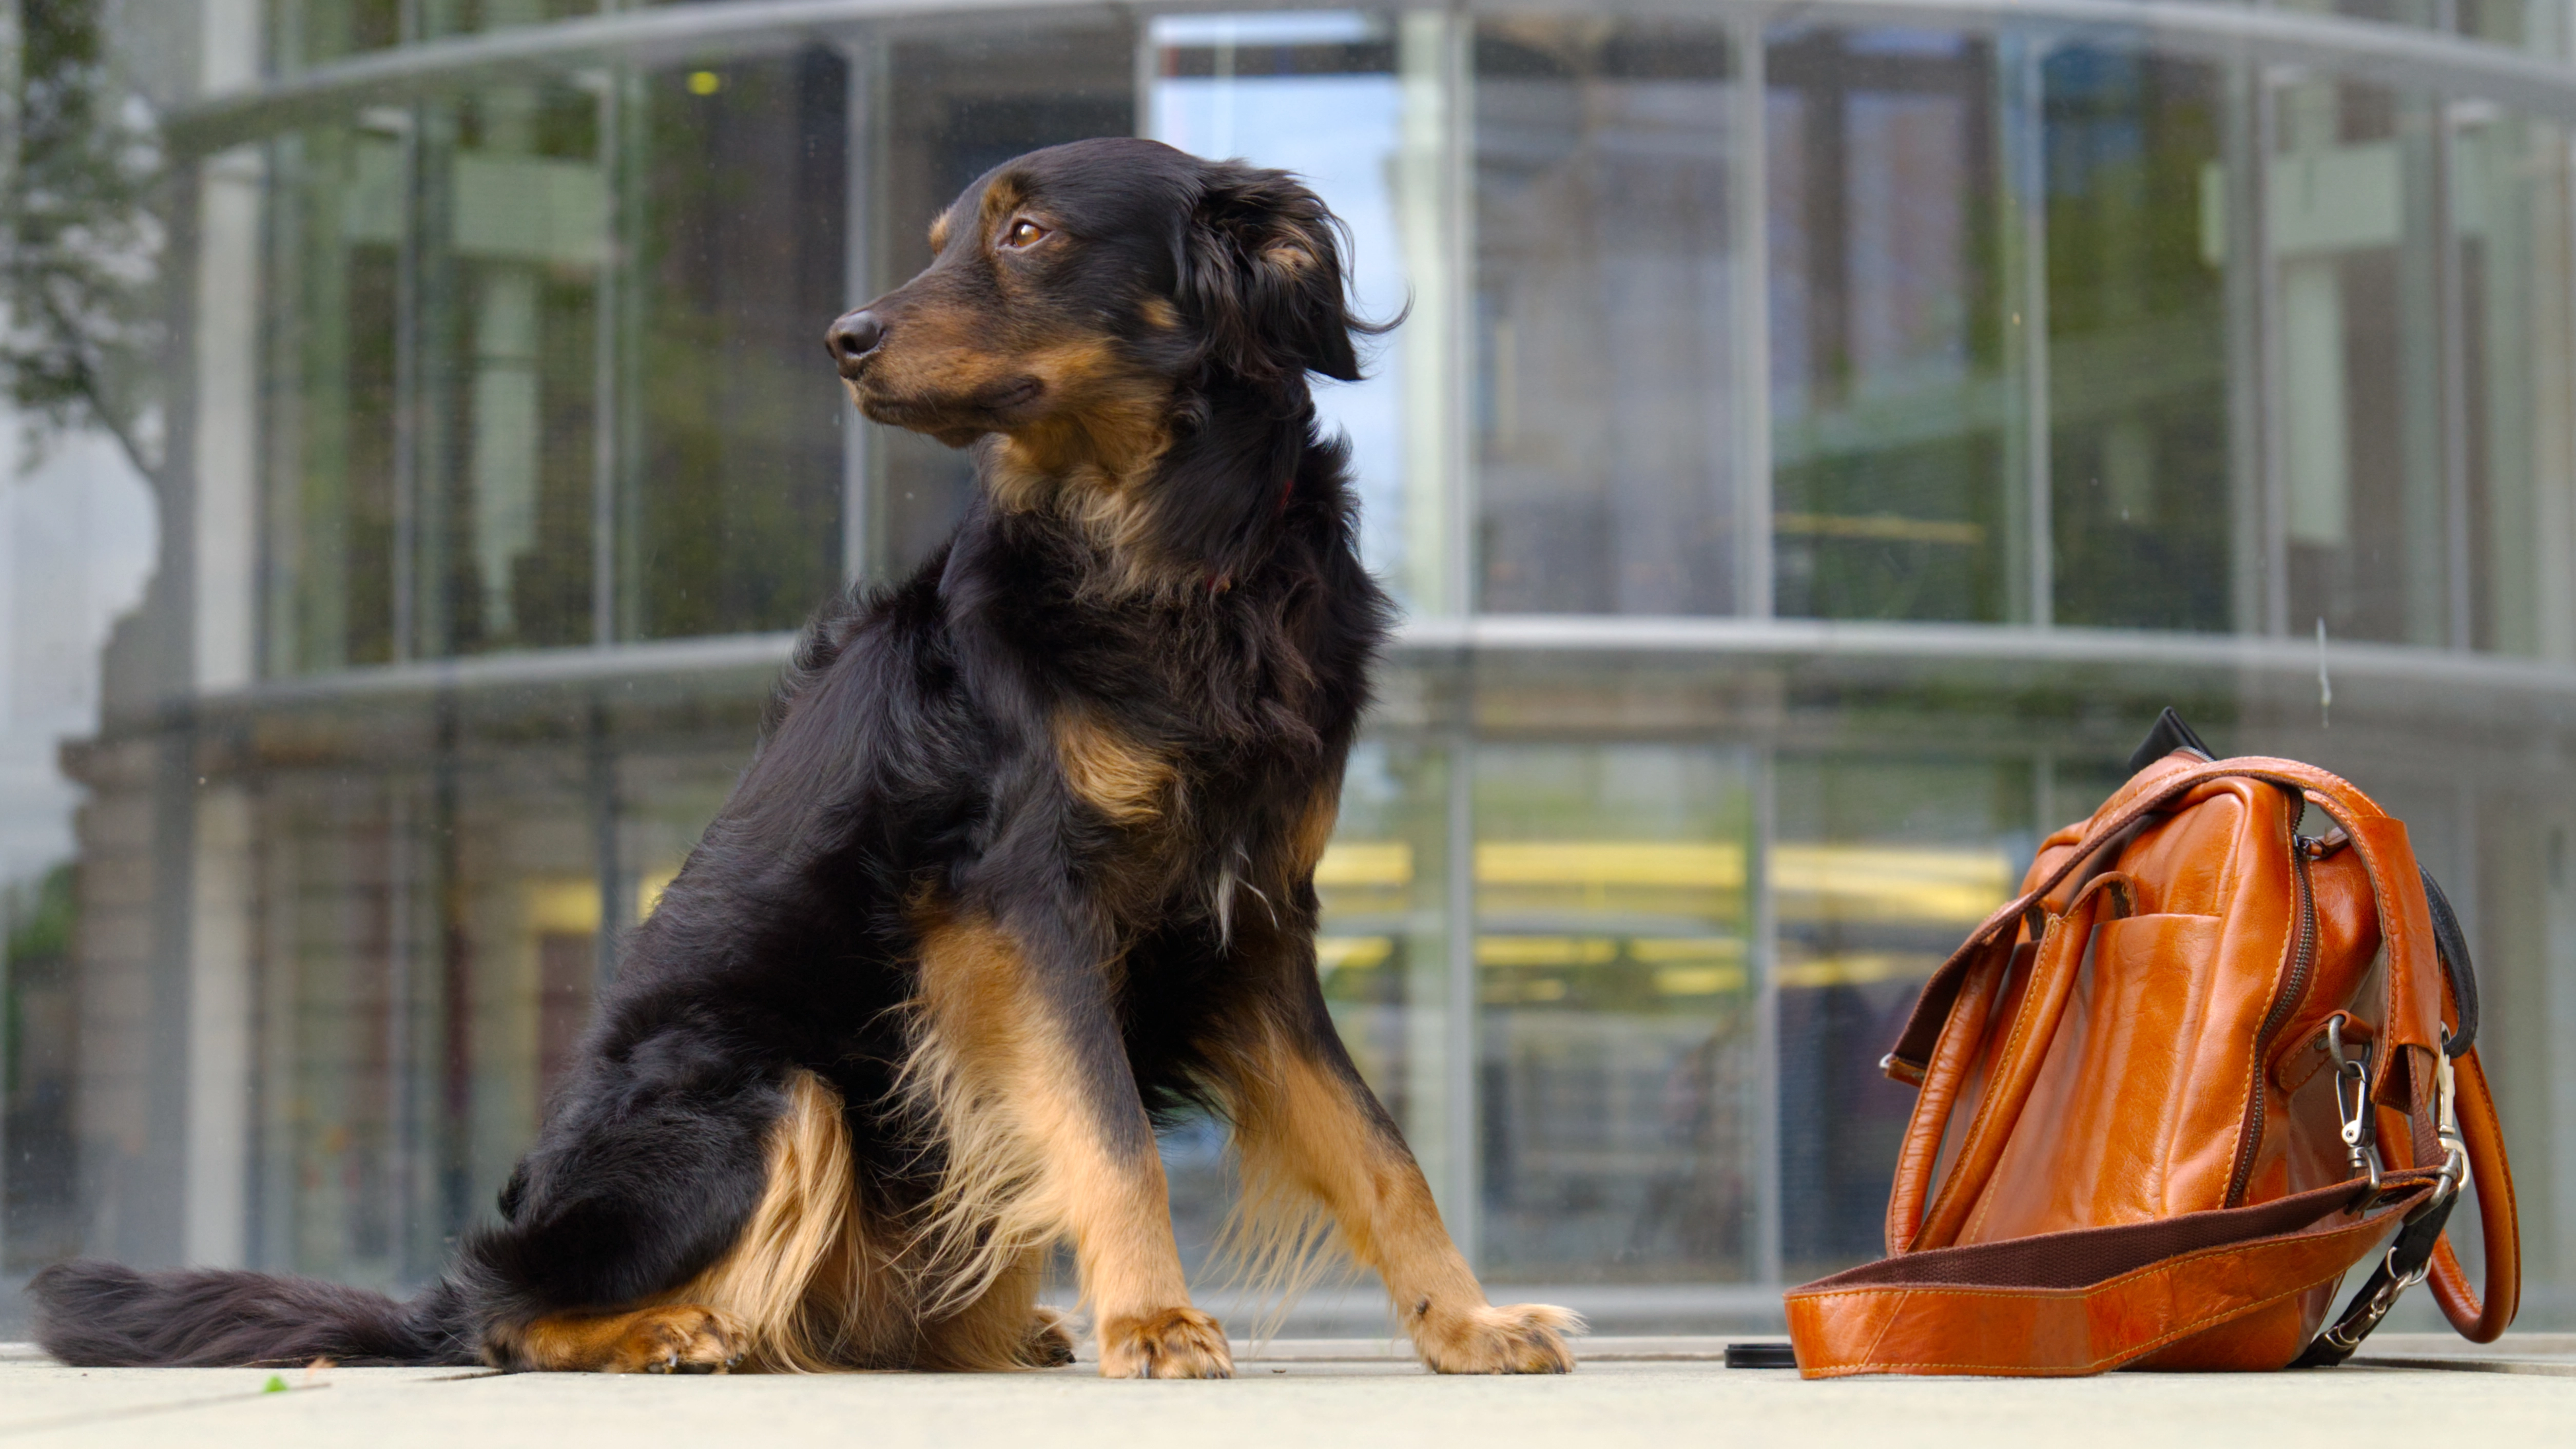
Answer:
[
  {"xmin": 2425, "ymin": 1044, "xmax": 2519, "ymax": 1339},
  {"xmin": 1901, "ymin": 875, "xmax": 2134, "ymax": 1252},
  {"xmin": 1885, "ymin": 757, "xmax": 2446, "ymax": 1143}
]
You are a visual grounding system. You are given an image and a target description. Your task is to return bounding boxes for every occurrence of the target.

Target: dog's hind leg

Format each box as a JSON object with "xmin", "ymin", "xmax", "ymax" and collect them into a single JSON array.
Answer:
[
  {"xmin": 1219, "ymin": 980, "xmax": 1580, "ymax": 1375},
  {"xmin": 911, "ymin": 913, "xmax": 1231, "ymax": 1379},
  {"xmin": 464, "ymin": 1059, "xmax": 830, "ymax": 1373},
  {"xmin": 917, "ymin": 1247, "xmax": 1075, "ymax": 1369}
]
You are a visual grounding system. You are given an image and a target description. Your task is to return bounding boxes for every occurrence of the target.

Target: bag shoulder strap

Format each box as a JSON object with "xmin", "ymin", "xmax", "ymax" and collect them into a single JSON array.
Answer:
[{"xmin": 1792, "ymin": 1174, "xmax": 2448, "ymax": 1377}]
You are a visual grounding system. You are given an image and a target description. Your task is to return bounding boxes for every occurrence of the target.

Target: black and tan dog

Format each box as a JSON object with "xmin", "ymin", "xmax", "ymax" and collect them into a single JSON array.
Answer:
[{"xmin": 32, "ymin": 139, "xmax": 1575, "ymax": 1379}]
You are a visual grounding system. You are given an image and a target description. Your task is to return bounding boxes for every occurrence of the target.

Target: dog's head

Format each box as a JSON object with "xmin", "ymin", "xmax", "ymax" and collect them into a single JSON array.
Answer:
[{"xmin": 828, "ymin": 138, "xmax": 1367, "ymax": 461}]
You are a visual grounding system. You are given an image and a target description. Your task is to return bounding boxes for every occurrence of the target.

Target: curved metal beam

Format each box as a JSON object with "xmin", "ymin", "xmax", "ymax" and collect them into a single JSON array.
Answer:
[
  {"xmin": 201, "ymin": 616, "xmax": 2576, "ymax": 710},
  {"xmin": 169, "ymin": 0, "xmax": 2576, "ymax": 152}
]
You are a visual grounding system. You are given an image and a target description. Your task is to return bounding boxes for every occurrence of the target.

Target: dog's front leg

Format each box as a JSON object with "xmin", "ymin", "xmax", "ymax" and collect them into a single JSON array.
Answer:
[
  {"xmin": 1224, "ymin": 988, "xmax": 1579, "ymax": 1374},
  {"xmin": 914, "ymin": 912, "xmax": 1230, "ymax": 1378}
]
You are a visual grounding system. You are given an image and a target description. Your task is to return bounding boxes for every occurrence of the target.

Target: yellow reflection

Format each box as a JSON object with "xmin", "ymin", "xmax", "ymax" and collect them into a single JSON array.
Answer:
[
  {"xmin": 1774, "ymin": 954, "xmax": 1938, "ymax": 989},
  {"xmin": 525, "ymin": 877, "xmax": 600, "ymax": 935},
  {"xmin": 1315, "ymin": 935, "xmax": 1392, "ymax": 974},
  {"xmin": 638, "ymin": 866, "xmax": 679, "ymax": 921},
  {"xmin": 1476, "ymin": 841, "xmax": 1745, "ymax": 888},
  {"xmin": 1315, "ymin": 838, "xmax": 2009, "ymax": 923},
  {"xmin": 1476, "ymin": 936, "xmax": 1618, "ymax": 968},
  {"xmin": 1315, "ymin": 841, "xmax": 1413, "ymax": 887},
  {"xmin": 1629, "ymin": 936, "xmax": 1745, "ymax": 963},
  {"xmin": 1771, "ymin": 844, "xmax": 2010, "ymax": 925},
  {"xmin": 1653, "ymin": 965, "xmax": 1748, "ymax": 996}
]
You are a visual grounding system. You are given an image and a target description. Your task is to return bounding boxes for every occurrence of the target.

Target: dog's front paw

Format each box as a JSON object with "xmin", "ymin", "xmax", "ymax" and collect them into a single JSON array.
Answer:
[
  {"xmin": 1022, "ymin": 1306, "xmax": 1077, "ymax": 1367},
  {"xmin": 1098, "ymin": 1306, "xmax": 1233, "ymax": 1379},
  {"xmin": 1408, "ymin": 1301, "xmax": 1581, "ymax": 1374}
]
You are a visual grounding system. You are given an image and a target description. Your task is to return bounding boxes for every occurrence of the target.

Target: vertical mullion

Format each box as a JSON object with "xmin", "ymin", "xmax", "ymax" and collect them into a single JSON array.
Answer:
[
  {"xmin": 2000, "ymin": 32, "xmax": 2053, "ymax": 628},
  {"xmin": 841, "ymin": 31, "xmax": 879, "ymax": 589},
  {"xmin": 2226, "ymin": 58, "xmax": 2277, "ymax": 637},
  {"xmin": 1749, "ymin": 746, "xmax": 1781, "ymax": 1288},
  {"xmin": 2438, "ymin": 99, "xmax": 2474, "ymax": 651},
  {"xmin": 1442, "ymin": 721, "xmax": 1479, "ymax": 1266},
  {"xmin": 592, "ymin": 62, "xmax": 622, "ymax": 646},
  {"xmin": 1732, "ymin": 12, "xmax": 1773, "ymax": 621}
]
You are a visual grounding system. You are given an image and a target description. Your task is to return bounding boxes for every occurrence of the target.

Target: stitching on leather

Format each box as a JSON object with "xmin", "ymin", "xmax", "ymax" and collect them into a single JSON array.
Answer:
[
  {"xmin": 1788, "ymin": 1195, "xmax": 2404, "ymax": 1315},
  {"xmin": 1921, "ymin": 914, "xmax": 2065, "ymax": 1241},
  {"xmin": 1797, "ymin": 1268, "xmax": 2342, "ymax": 1375}
]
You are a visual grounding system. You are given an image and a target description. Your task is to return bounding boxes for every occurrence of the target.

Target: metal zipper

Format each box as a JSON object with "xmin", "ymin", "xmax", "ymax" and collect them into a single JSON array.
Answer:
[{"xmin": 2228, "ymin": 834, "xmax": 2320, "ymax": 1205}]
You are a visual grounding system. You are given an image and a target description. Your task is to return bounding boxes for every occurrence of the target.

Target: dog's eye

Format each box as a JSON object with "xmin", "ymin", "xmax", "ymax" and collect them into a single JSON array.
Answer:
[{"xmin": 1001, "ymin": 219, "xmax": 1048, "ymax": 249}]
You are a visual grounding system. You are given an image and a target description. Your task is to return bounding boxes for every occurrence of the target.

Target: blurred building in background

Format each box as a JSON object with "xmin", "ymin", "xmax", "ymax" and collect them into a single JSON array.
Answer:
[{"xmin": 8, "ymin": 0, "xmax": 2576, "ymax": 1331}]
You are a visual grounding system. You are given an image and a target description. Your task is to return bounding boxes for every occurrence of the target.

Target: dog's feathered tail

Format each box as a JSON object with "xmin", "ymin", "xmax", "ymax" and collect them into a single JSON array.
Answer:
[{"xmin": 29, "ymin": 1260, "xmax": 480, "ymax": 1367}]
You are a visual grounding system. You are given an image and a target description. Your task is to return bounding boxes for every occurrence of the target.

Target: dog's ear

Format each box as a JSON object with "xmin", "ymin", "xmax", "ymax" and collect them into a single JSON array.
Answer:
[{"xmin": 1178, "ymin": 164, "xmax": 1366, "ymax": 387}]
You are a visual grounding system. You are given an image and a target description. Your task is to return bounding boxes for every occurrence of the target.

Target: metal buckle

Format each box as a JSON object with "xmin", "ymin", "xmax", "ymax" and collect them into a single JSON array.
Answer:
[{"xmin": 2327, "ymin": 1015, "xmax": 2380, "ymax": 1191}]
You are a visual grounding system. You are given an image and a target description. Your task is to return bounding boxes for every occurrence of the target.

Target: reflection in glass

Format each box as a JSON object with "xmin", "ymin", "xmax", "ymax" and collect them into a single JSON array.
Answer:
[
  {"xmin": 1773, "ymin": 756, "xmax": 2025, "ymax": 1274},
  {"xmin": 629, "ymin": 51, "xmax": 847, "ymax": 640},
  {"xmin": 2044, "ymin": 48, "xmax": 2233, "ymax": 632},
  {"xmin": 2455, "ymin": 111, "xmax": 2576, "ymax": 657},
  {"xmin": 1769, "ymin": 29, "xmax": 2008, "ymax": 622},
  {"xmin": 1474, "ymin": 745, "xmax": 1755, "ymax": 1282},
  {"xmin": 2276, "ymin": 78, "xmax": 2448, "ymax": 646},
  {"xmin": 1474, "ymin": 20, "xmax": 1739, "ymax": 615}
]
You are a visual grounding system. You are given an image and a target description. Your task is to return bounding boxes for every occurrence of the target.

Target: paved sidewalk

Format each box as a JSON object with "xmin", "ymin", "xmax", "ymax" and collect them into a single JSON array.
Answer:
[{"xmin": 2, "ymin": 1337, "xmax": 2570, "ymax": 1448}]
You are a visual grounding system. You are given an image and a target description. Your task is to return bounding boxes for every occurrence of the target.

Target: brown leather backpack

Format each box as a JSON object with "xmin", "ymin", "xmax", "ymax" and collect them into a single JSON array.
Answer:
[{"xmin": 1785, "ymin": 711, "xmax": 2520, "ymax": 1376}]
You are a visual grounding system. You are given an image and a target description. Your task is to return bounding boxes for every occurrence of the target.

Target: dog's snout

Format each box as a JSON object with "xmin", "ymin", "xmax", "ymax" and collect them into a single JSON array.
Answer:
[{"xmin": 827, "ymin": 310, "xmax": 886, "ymax": 369}]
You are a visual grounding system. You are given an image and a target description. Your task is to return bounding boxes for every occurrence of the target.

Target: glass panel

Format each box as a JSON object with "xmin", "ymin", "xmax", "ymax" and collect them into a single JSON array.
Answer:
[
  {"xmin": 436, "ymin": 79, "xmax": 606, "ymax": 656},
  {"xmin": 1473, "ymin": 18, "xmax": 1739, "ymax": 615},
  {"xmin": 2275, "ymin": 77, "xmax": 2449, "ymax": 647},
  {"xmin": 868, "ymin": 24, "xmax": 1138, "ymax": 578},
  {"xmin": 1768, "ymin": 28, "xmax": 2010, "ymax": 623},
  {"xmin": 264, "ymin": 119, "xmax": 404, "ymax": 673},
  {"xmin": 1318, "ymin": 737, "xmax": 1460, "ymax": 1200},
  {"xmin": 1773, "ymin": 755, "xmax": 2026, "ymax": 1277},
  {"xmin": 1148, "ymin": 11, "xmax": 1417, "ymax": 607},
  {"xmin": 2455, "ymin": 111, "xmax": 2574, "ymax": 657},
  {"xmin": 272, "ymin": 2, "xmax": 606, "ymax": 68},
  {"xmin": 2044, "ymin": 48, "xmax": 2233, "ymax": 631},
  {"xmin": 628, "ymin": 50, "xmax": 848, "ymax": 639},
  {"xmin": 1475, "ymin": 744, "xmax": 1756, "ymax": 1283}
]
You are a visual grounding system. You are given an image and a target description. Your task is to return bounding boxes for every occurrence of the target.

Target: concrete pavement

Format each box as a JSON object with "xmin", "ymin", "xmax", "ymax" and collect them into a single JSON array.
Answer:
[{"xmin": 2, "ymin": 1337, "xmax": 2570, "ymax": 1447}]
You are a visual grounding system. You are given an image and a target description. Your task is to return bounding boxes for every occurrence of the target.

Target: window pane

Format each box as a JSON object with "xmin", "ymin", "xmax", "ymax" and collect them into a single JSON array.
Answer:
[
  {"xmin": 1474, "ymin": 20, "xmax": 1739, "ymax": 615},
  {"xmin": 1475, "ymin": 744, "xmax": 1757, "ymax": 1282},
  {"xmin": 264, "ymin": 121, "xmax": 404, "ymax": 673},
  {"xmin": 2456, "ymin": 112, "xmax": 2574, "ymax": 656},
  {"xmin": 2044, "ymin": 49, "xmax": 2233, "ymax": 632},
  {"xmin": 1773, "ymin": 755, "xmax": 2025, "ymax": 1276},
  {"xmin": 628, "ymin": 50, "xmax": 848, "ymax": 639},
  {"xmin": 1769, "ymin": 28, "xmax": 2010, "ymax": 622},
  {"xmin": 2276, "ymin": 78, "xmax": 2448, "ymax": 646}
]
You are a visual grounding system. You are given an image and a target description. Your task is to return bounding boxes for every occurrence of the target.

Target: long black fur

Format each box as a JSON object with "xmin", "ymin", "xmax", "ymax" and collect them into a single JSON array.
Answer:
[{"xmin": 33, "ymin": 138, "xmax": 1397, "ymax": 1369}]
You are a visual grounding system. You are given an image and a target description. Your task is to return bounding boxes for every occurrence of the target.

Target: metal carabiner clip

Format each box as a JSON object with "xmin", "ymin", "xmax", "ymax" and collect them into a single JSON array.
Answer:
[
  {"xmin": 2430, "ymin": 1040, "xmax": 2470, "ymax": 1206},
  {"xmin": 2327, "ymin": 1014, "xmax": 2380, "ymax": 1191}
]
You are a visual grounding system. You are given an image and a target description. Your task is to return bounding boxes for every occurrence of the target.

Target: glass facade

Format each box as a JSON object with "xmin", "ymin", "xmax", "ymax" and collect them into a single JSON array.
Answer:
[{"xmin": 10, "ymin": 0, "xmax": 2576, "ymax": 1334}]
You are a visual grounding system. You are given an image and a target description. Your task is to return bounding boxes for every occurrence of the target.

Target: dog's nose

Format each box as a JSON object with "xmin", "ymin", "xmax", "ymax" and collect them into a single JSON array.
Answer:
[{"xmin": 827, "ymin": 310, "xmax": 885, "ymax": 366}]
